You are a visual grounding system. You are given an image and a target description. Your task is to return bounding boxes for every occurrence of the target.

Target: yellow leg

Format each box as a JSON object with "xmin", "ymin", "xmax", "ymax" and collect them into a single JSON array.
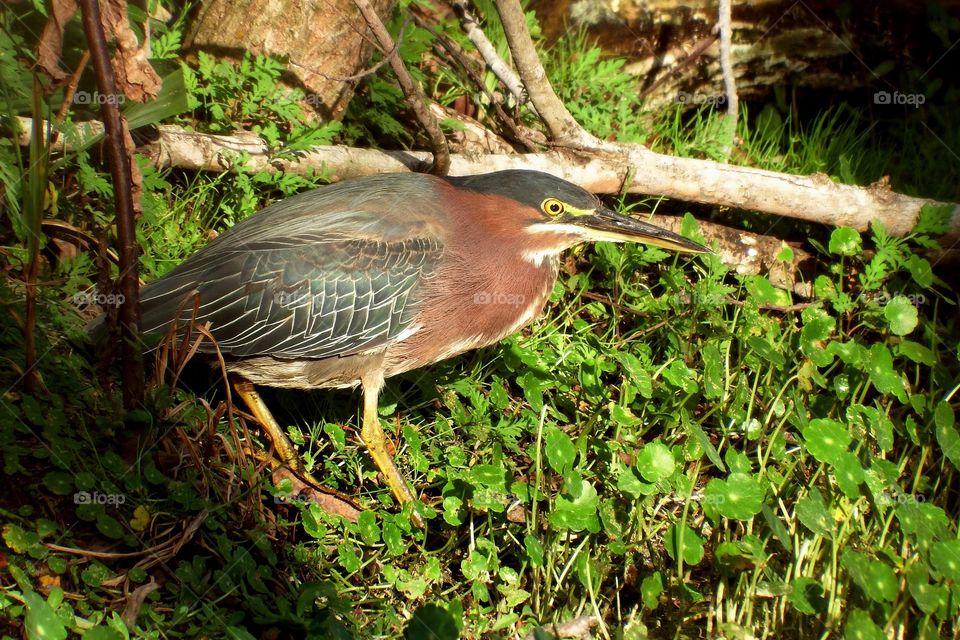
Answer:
[
  {"xmin": 360, "ymin": 372, "xmax": 422, "ymax": 525},
  {"xmin": 232, "ymin": 378, "xmax": 322, "ymax": 487}
]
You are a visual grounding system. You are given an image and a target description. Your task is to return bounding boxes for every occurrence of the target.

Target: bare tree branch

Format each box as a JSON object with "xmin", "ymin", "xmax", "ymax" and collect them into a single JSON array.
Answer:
[
  {"xmin": 451, "ymin": 1, "xmax": 536, "ymax": 116},
  {"xmin": 353, "ymin": 0, "xmax": 450, "ymax": 175},
  {"xmin": 491, "ymin": 0, "xmax": 598, "ymax": 147},
  {"xmin": 718, "ymin": 0, "xmax": 738, "ymax": 130},
  {"xmin": 78, "ymin": 0, "xmax": 144, "ymax": 408}
]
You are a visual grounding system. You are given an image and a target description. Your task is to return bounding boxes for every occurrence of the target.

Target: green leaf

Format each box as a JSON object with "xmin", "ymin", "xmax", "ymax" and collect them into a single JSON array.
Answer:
[
  {"xmin": 524, "ymin": 535, "xmax": 544, "ymax": 567},
  {"xmin": 96, "ymin": 514, "xmax": 125, "ymax": 539},
  {"xmin": 701, "ymin": 343, "xmax": 724, "ymax": 399},
  {"xmin": 704, "ymin": 473, "xmax": 764, "ymax": 521},
  {"xmin": 800, "ymin": 308, "xmax": 836, "ymax": 366},
  {"xmin": 636, "ymin": 442, "xmax": 676, "ymax": 482},
  {"xmin": 356, "ymin": 511, "xmax": 380, "ymax": 545},
  {"xmin": 884, "ymin": 296, "xmax": 919, "ymax": 335},
  {"xmin": 617, "ymin": 465, "xmax": 654, "ymax": 499},
  {"xmin": 831, "ymin": 451, "xmax": 865, "ymax": 499},
  {"xmin": 664, "ymin": 523, "xmax": 704, "ymax": 566},
  {"xmin": 934, "ymin": 401, "xmax": 960, "ymax": 471},
  {"xmin": 906, "ymin": 255, "xmax": 934, "ymax": 287},
  {"xmin": 338, "ymin": 545, "xmax": 362, "ymax": 573},
  {"xmin": 746, "ymin": 275, "xmax": 791, "ymax": 306},
  {"xmin": 929, "ymin": 540, "xmax": 960, "ymax": 581},
  {"xmin": 802, "ymin": 419, "xmax": 851, "ymax": 464},
  {"xmin": 843, "ymin": 609, "xmax": 885, "ymax": 640},
  {"xmin": 42, "ymin": 471, "xmax": 73, "ymax": 496},
  {"xmin": 683, "ymin": 418, "xmax": 725, "ymax": 472},
  {"xmin": 795, "ymin": 488, "xmax": 834, "ymax": 537},
  {"xmin": 544, "ymin": 427, "xmax": 576, "ymax": 475},
  {"xmin": 788, "ymin": 577, "xmax": 825, "ymax": 615},
  {"xmin": 843, "ymin": 550, "xmax": 898, "ymax": 602},
  {"xmin": 746, "ymin": 336, "xmax": 786, "ymax": 369},
  {"xmin": 83, "ymin": 626, "xmax": 125, "ymax": 640},
  {"xmin": 829, "ymin": 227, "xmax": 862, "ymax": 256},
  {"xmin": 907, "ymin": 566, "xmax": 947, "ymax": 614},
  {"xmin": 23, "ymin": 590, "xmax": 68, "ymax": 640},
  {"xmin": 548, "ymin": 478, "xmax": 600, "ymax": 533},
  {"xmin": 898, "ymin": 340, "xmax": 936, "ymax": 365},
  {"xmin": 641, "ymin": 572, "xmax": 664, "ymax": 609},
  {"xmin": 404, "ymin": 603, "xmax": 463, "ymax": 640},
  {"xmin": 866, "ymin": 344, "xmax": 907, "ymax": 401}
]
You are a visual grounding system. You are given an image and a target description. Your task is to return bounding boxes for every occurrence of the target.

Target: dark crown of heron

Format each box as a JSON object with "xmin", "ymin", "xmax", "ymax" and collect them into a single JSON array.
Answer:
[{"xmin": 445, "ymin": 171, "xmax": 603, "ymax": 225}]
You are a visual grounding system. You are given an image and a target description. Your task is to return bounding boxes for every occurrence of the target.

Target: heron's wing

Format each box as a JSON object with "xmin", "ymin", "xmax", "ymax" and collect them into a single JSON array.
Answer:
[
  {"xmin": 139, "ymin": 177, "xmax": 446, "ymax": 358},
  {"xmin": 141, "ymin": 235, "xmax": 439, "ymax": 358}
]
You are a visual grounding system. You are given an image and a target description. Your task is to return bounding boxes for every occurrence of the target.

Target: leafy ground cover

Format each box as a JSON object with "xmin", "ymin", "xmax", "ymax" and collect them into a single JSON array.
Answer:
[{"xmin": 1, "ymin": 2, "xmax": 959, "ymax": 639}]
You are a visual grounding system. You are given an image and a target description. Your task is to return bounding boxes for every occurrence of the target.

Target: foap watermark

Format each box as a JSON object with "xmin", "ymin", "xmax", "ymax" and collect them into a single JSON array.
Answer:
[
  {"xmin": 474, "ymin": 292, "xmax": 526, "ymax": 306},
  {"xmin": 875, "ymin": 490, "xmax": 925, "ymax": 508},
  {"xmin": 74, "ymin": 90, "xmax": 125, "ymax": 106},
  {"xmin": 676, "ymin": 91, "xmax": 726, "ymax": 107},
  {"xmin": 273, "ymin": 291, "xmax": 309, "ymax": 306},
  {"xmin": 673, "ymin": 292, "xmax": 726, "ymax": 306},
  {"xmin": 273, "ymin": 493, "xmax": 312, "ymax": 507},
  {"xmin": 74, "ymin": 490, "xmax": 126, "ymax": 506},
  {"xmin": 860, "ymin": 291, "xmax": 927, "ymax": 307},
  {"xmin": 873, "ymin": 91, "xmax": 925, "ymax": 108},
  {"xmin": 73, "ymin": 290, "xmax": 125, "ymax": 308}
]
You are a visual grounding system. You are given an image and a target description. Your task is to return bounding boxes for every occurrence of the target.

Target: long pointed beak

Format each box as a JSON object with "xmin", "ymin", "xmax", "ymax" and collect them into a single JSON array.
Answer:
[{"xmin": 577, "ymin": 206, "xmax": 709, "ymax": 253}]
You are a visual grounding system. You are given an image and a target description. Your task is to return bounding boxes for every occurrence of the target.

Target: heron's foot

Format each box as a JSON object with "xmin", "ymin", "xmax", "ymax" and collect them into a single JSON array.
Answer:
[
  {"xmin": 359, "ymin": 419, "xmax": 424, "ymax": 527},
  {"xmin": 232, "ymin": 379, "xmax": 316, "ymax": 479}
]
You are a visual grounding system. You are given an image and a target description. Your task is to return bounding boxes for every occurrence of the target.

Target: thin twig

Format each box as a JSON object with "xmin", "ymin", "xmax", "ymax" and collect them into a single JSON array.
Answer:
[
  {"xmin": 411, "ymin": 11, "xmax": 538, "ymax": 152},
  {"xmin": 353, "ymin": 0, "xmax": 450, "ymax": 175},
  {"xmin": 637, "ymin": 35, "xmax": 718, "ymax": 101},
  {"xmin": 451, "ymin": 1, "xmax": 536, "ymax": 116},
  {"xmin": 78, "ymin": 0, "xmax": 144, "ymax": 407},
  {"xmin": 717, "ymin": 0, "xmax": 738, "ymax": 156},
  {"xmin": 287, "ymin": 20, "xmax": 407, "ymax": 84},
  {"xmin": 491, "ymin": 0, "xmax": 598, "ymax": 148}
]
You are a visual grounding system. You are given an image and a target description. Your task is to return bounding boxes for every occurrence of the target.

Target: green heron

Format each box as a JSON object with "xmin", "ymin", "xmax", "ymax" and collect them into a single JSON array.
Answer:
[{"xmin": 129, "ymin": 170, "xmax": 706, "ymax": 518}]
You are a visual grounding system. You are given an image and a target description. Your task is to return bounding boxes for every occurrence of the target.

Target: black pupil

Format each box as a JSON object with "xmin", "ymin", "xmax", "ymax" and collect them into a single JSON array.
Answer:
[{"xmin": 549, "ymin": 202, "xmax": 561, "ymax": 213}]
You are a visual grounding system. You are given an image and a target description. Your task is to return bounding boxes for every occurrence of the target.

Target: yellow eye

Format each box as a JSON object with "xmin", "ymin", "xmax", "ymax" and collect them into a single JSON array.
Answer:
[{"xmin": 541, "ymin": 198, "xmax": 565, "ymax": 216}]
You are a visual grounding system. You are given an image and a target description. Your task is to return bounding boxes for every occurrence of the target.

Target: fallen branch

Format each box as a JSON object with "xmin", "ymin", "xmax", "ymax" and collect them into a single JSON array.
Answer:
[{"xmin": 10, "ymin": 116, "xmax": 958, "ymax": 261}]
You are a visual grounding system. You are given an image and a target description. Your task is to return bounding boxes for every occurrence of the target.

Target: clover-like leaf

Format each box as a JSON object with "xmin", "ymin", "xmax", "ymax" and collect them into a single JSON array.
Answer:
[
  {"xmin": 843, "ymin": 609, "xmax": 885, "ymax": 640},
  {"xmin": 548, "ymin": 478, "xmax": 600, "ymax": 533},
  {"xmin": 544, "ymin": 426, "xmax": 576, "ymax": 474},
  {"xmin": 636, "ymin": 442, "xmax": 676, "ymax": 482},
  {"xmin": 829, "ymin": 227, "xmax": 862, "ymax": 256},
  {"xmin": 664, "ymin": 523, "xmax": 704, "ymax": 566},
  {"xmin": 866, "ymin": 344, "xmax": 907, "ymax": 401},
  {"xmin": 929, "ymin": 539, "xmax": 960, "ymax": 582},
  {"xmin": 934, "ymin": 400, "xmax": 960, "ymax": 471},
  {"xmin": 788, "ymin": 577, "xmax": 825, "ymax": 615},
  {"xmin": 842, "ymin": 550, "xmax": 898, "ymax": 602},
  {"xmin": 831, "ymin": 451, "xmax": 865, "ymax": 499},
  {"xmin": 884, "ymin": 296, "xmax": 918, "ymax": 335},
  {"xmin": 641, "ymin": 572, "xmax": 664, "ymax": 609},
  {"xmin": 704, "ymin": 473, "xmax": 764, "ymax": 521},
  {"xmin": 802, "ymin": 419, "xmax": 850, "ymax": 464},
  {"xmin": 795, "ymin": 488, "xmax": 834, "ymax": 537}
]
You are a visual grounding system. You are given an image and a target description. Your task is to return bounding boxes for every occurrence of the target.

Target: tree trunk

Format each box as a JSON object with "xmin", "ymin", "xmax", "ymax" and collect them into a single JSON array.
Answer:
[{"xmin": 185, "ymin": 0, "xmax": 396, "ymax": 121}]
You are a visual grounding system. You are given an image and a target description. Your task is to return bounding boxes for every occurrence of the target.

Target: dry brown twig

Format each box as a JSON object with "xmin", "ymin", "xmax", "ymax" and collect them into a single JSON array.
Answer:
[{"xmin": 353, "ymin": 0, "xmax": 450, "ymax": 175}]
